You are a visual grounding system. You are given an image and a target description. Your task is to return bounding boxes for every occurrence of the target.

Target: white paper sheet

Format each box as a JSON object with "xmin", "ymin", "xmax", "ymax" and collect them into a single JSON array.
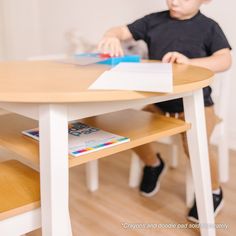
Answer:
[{"xmin": 88, "ymin": 62, "xmax": 173, "ymax": 92}]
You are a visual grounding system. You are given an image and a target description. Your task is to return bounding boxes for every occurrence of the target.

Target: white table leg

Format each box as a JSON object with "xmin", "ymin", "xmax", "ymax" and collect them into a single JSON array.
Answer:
[
  {"xmin": 39, "ymin": 104, "xmax": 72, "ymax": 236},
  {"xmin": 218, "ymin": 121, "xmax": 229, "ymax": 182},
  {"xmin": 129, "ymin": 152, "xmax": 142, "ymax": 188},
  {"xmin": 86, "ymin": 160, "xmax": 99, "ymax": 192},
  {"xmin": 186, "ymin": 160, "xmax": 195, "ymax": 208},
  {"xmin": 183, "ymin": 90, "xmax": 215, "ymax": 236}
]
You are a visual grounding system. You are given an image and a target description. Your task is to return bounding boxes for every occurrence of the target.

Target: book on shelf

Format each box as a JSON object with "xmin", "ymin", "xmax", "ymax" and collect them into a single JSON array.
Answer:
[{"xmin": 22, "ymin": 122, "xmax": 130, "ymax": 157}]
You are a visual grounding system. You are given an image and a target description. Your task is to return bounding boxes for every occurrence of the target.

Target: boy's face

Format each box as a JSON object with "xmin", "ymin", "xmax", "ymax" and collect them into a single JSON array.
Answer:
[{"xmin": 166, "ymin": 0, "xmax": 209, "ymax": 19}]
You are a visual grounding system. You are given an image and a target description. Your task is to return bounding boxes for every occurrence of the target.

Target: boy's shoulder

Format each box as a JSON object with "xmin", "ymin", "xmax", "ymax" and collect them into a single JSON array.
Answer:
[
  {"xmin": 196, "ymin": 13, "xmax": 224, "ymax": 34},
  {"xmin": 198, "ymin": 12, "xmax": 220, "ymax": 26}
]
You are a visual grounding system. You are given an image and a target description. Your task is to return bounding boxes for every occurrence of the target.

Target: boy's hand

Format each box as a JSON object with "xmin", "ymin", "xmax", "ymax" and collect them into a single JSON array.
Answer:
[
  {"xmin": 97, "ymin": 36, "xmax": 124, "ymax": 57},
  {"xmin": 162, "ymin": 51, "xmax": 189, "ymax": 64}
]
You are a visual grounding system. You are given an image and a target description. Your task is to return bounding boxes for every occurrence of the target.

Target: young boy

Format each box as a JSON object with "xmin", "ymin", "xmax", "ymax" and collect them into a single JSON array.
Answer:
[{"xmin": 97, "ymin": 0, "xmax": 232, "ymax": 222}]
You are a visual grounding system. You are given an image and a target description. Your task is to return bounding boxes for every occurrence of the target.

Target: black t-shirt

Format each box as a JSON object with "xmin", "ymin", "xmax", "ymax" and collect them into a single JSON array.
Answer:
[{"xmin": 127, "ymin": 10, "xmax": 231, "ymax": 113}]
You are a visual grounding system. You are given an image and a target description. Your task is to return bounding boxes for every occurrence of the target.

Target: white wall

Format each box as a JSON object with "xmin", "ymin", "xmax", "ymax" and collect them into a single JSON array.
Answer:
[
  {"xmin": 0, "ymin": 0, "xmax": 41, "ymax": 60},
  {"xmin": 37, "ymin": 0, "xmax": 166, "ymax": 55},
  {"xmin": 0, "ymin": 0, "xmax": 236, "ymax": 149},
  {"xmin": 0, "ymin": 0, "xmax": 5, "ymax": 60},
  {"xmin": 0, "ymin": 0, "xmax": 166, "ymax": 57}
]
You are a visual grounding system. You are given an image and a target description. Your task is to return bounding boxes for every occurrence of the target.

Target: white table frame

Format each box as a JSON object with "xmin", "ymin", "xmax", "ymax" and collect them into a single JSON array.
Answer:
[{"xmin": 0, "ymin": 88, "xmax": 215, "ymax": 236}]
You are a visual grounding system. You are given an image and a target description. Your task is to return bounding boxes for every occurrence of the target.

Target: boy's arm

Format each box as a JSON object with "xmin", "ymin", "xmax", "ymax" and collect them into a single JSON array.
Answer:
[
  {"xmin": 162, "ymin": 48, "xmax": 232, "ymax": 73},
  {"xmin": 189, "ymin": 49, "xmax": 232, "ymax": 73},
  {"xmin": 97, "ymin": 26, "xmax": 133, "ymax": 57}
]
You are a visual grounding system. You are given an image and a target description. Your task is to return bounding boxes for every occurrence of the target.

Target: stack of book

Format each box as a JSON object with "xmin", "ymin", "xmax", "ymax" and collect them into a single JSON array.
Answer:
[{"xmin": 22, "ymin": 122, "xmax": 130, "ymax": 157}]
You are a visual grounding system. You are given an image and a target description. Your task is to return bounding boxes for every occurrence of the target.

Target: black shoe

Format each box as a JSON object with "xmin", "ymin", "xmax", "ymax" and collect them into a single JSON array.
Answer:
[
  {"xmin": 187, "ymin": 187, "xmax": 224, "ymax": 223},
  {"xmin": 140, "ymin": 154, "xmax": 166, "ymax": 197}
]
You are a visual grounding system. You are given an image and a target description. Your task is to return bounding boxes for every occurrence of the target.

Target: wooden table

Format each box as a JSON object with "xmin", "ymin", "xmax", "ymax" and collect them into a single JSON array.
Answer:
[{"xmin": 0, "ymin": 61, "xmax": 215, "ymax": 236}]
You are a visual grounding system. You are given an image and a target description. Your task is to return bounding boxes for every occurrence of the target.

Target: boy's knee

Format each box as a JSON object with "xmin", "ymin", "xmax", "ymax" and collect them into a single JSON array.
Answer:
[
  {"xmin": 142, "ymin": 104, "xmax": 163, "ymax": 114},
  {"xmin": 205, "ymin": 106, "xmax": 222, "ymax": 136}
]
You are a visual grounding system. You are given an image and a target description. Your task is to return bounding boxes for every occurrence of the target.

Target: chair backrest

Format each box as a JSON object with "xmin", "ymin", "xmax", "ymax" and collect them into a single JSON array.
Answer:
[
  {"xmin": 210, "ymin": 70, "xmax": 231, "ymax": 144},
  {"xmin": 211, "ymin": 70, "xmax": 231, "ymax": 119}
]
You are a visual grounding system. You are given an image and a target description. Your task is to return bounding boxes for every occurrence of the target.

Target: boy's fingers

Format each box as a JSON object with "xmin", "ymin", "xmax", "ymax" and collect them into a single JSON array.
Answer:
[
  {"xmin": 118, "ymin": 47, "xmax": 124, "ymax": 57},
  {"xmin": 98, "ymin": 38, "xmax": 113, "ymax": 53},
  {"xmin": 170, "ymin": 55, "xmax": 177, "ymax": 63},
  {"xmin": 115, "ymin": 46, "xmax": 120, "ymax": 57},
  {"xmin": 110, "ymin": 42, "xmax": 120, "ymax": 57},
  {"xmin": 109, "ymin": 43, "xmax": 116, "ymax": 57},
  {"xmin": 103, "ymin": 40, "xmax": 112, "ymax": 54},
  {"xmin": 97, "ymin": 38, "xmax": 123, "ymax": 57},
  {"xmin": 114, "ymin": 46, "xmax": 120, "ymax": 57},
  {"xmin": 113, "ymin": 43, "xmax": 123, "ymax": 57},
  {"xmin": 162, "ymin": 52, "xmax": 172, "ymax": 63},
  {"xmin": 162, "ymin": 51, "xmax": 188, "ymax": 64},
  {"xmin": 115, "ymin": 48, "xmax": 123, "ymax": 57}
]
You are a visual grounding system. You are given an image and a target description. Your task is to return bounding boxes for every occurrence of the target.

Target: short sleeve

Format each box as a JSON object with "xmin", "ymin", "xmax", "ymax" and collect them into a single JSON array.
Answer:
[
  {"xmin": 127, "ymin": 15, "xmax": 150, "ymax": 42},
  {"xmin": 205, "ymin": 23, "xmax": 231, "ymax": 55}
]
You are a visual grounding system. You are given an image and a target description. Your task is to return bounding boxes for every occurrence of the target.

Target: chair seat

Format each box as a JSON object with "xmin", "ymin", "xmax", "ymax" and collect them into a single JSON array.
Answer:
[{"xmin": 0, "ymin": 160, "xmax": 40, "ymax": 221}]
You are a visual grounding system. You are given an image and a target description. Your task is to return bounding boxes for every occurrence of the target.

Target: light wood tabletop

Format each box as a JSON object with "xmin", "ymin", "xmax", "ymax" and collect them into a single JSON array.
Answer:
[{"xmin": 0, "ymin": 61, "xmax": 214, "ymax": 103}]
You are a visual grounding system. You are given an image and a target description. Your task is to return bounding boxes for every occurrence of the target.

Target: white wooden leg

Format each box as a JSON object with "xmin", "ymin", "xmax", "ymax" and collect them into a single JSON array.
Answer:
[
  {"xmin": 183, "ymin": 91, "xmax": 215, "ymax": 236},
  {"xmin": 186, "ymin": 160, "xmax": 195, "ymax": 208},
  {"xmin": 170, "ymin": 144, "xmax": 179, "ymax": 168},
  {"xmin": 129, "ymin": 152, "xmax": 142, "ymax": 188},
  {"xmin": 169, "ymin": 136, "xmax": 179, "ymax": 168},
  {"xmin": 86, "ymin": 160, "xmax": 99, "ymax": 192},
  {"xmin": 68, "ymin": 211, "xmax": 73, "ymax": 236},
  {"xmin": 158, "ymin": 136, "xmax": 179, "ymax": 168},
  {"xmin": 216, "ymin": 71, "xmax": 230, "ymax": 183},
  {"xmin": 39, "ymin": 104, "xmax": 72, "ymax": 236},
  {"xmin": 218, "ymin": 122, "xmax": 229, "ymax": 183}
]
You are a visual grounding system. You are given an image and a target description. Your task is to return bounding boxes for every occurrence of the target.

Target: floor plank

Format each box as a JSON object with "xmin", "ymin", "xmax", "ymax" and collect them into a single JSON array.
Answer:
[{"xmin": 1, "ymin": 144, "xmax": 235, "ymax": 236}]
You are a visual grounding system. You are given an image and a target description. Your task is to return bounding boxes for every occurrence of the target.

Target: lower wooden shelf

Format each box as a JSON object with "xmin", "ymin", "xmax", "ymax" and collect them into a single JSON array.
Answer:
[
  {"xmin": 0, "ymin": 160, "xmax": 40, "ymax": 220},
  {"xmin": 0, "ymin": 109, "xmax": 190, "ymax": 169}
]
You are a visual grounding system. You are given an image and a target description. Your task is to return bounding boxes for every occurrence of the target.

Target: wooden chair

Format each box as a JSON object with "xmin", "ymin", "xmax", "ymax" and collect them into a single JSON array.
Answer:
[
  {"xmin": 0, "ymin": 160, "xmax": 41, "ymax": 235},
  {"xmin": 79, "ymin": 71, "xmax": 231, "ymax": 195},
  {"xmin": 129, "ymin": 70, "xmax": 231, "ymax": 206},
  {"xmin": 210, "ymin": 71, "xmax": 231, "ymax": 183}
]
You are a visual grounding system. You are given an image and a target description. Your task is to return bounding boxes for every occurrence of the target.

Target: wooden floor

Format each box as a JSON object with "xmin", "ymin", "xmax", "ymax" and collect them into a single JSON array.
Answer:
[{"xmin": 1, "ymin": 143, "xmax": 235, "ymax": 236}]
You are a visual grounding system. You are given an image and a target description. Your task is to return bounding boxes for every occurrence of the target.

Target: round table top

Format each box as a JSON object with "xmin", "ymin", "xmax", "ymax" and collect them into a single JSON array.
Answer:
[{"xmin": 0, "ymin": 60, "xmax": 214, "ymax": 103}]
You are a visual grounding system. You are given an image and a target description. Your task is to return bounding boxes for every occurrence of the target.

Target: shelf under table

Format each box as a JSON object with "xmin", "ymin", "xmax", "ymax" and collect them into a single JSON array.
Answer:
[{"xmin": 0, "ymin": 109, "xmax": 190, "ymax": 169}]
